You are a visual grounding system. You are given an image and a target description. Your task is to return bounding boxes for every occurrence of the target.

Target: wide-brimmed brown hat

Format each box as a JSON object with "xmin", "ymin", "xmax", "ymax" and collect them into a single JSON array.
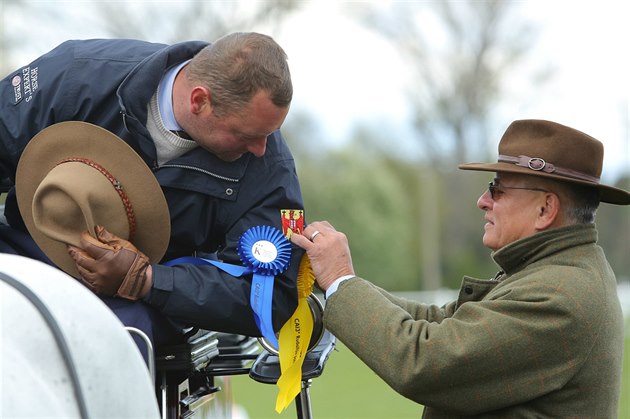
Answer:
[
  {"xmin": 16, "ymin": 121, "xmax": 171, "ymax": 277},
  {"xmin": 458, "ymin": 119, "xmax": 630, "ymax": 205}
]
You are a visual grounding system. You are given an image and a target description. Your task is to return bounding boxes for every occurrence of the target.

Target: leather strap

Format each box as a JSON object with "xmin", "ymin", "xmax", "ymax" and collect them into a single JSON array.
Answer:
[
  {"xmin": 498, "ymin": 154, "xmax": 600, "ymax": 183},
  {"xmin": 57, "ymin": 157, "xmax": 137, "ymax": 241}
]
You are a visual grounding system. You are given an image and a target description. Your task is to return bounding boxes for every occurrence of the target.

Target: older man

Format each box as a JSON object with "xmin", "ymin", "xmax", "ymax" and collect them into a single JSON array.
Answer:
[{"xmin": 292, "ymin": 119, "xmax": 629, "ymax": 417}]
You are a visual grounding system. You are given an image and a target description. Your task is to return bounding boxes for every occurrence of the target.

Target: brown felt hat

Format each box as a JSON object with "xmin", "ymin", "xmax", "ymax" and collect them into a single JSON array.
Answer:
[
  {"xmin": 458, "ymin": 119, "xmax": 630, "ymax": 205},
  {"xmin": 16, "ymin": 122, "xmax": 171, "ymax": 277}
]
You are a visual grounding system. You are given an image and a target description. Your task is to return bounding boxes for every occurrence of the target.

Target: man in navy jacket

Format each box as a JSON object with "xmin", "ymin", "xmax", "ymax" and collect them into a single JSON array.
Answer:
[{"xmin": 0, "ymin": 33, "xmax": 303, "ymax": 347}]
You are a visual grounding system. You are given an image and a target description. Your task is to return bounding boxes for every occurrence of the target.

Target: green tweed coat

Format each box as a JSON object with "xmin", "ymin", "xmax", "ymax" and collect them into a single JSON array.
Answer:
[{"xmin": 323, "ymin": 224, "xmax": 623, "ymax": 418}]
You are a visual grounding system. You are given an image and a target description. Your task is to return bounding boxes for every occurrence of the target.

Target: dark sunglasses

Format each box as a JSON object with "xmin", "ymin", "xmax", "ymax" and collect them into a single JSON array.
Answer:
[{"xmin": 487, "ymin": 181, "xmax": 549, "ymax": 200}]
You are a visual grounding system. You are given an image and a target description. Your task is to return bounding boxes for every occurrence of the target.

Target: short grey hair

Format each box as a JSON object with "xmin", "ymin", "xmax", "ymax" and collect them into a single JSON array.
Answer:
[{"xmin": 536, "ymin": 178, "xmax": 600, "ymax": 225}]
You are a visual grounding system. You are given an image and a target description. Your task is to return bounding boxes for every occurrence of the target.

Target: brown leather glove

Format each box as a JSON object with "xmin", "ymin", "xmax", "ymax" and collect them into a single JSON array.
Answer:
[{"xmin": 67, "ymin": 225, "xmax": 151, "ymax": 300}]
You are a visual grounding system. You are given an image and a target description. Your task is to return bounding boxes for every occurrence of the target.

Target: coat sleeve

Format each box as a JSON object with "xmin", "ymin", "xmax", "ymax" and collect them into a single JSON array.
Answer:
[
  {"xmin": 323, "ymin": 273, "xmax": 606, "ymax": 414},
  {"xmin": 374, "ymin": 283, "xmax": 457, "ymax": 322},
  {"xmin": 0, "ymin": 41, "xmax": 77, "ymax": 184}
]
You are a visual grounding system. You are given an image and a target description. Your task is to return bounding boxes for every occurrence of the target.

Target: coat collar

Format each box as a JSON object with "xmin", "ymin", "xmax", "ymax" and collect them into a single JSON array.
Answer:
[
  {"xmin": 116, "ymin": 41, "xmax": 208, "ymax": 163},
  {"xmin": 492, "ymin": 224, "xmax": 598, "ymax": 275}
]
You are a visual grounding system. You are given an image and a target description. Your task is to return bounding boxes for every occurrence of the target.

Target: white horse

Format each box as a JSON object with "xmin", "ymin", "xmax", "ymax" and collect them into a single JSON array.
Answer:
[{"xmin": 0, "ymin": 254, "xmax": 159, "ymax": 418}]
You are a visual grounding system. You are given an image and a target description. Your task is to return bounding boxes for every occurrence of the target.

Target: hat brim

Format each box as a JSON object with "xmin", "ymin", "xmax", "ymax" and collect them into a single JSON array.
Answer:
[
  {"xmin": 458, "ymin": 162, "xmax": 630, "ymax": 205},
  {"xmin": 16, "ymin": 122, "xmax": 171, "ymax": 277}
]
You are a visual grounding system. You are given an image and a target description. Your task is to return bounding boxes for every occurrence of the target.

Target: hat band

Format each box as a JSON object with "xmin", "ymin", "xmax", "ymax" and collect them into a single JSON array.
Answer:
[
  {"xmin": 56, "ymin": 157, "xmax": 137, "ymax": 241},
  {"xmin": 498, "ymin": 154, "xmax": 600, "ymax": 183}
]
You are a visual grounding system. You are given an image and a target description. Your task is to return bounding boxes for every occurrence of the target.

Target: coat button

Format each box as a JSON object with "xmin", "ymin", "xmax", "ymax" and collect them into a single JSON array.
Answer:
[
  {"xmin": 464, "ymin": 285, "xmax": 474, "ymax": 295},
  {"xmin": 225, "ymin": 188, "xmax": 234, "ymax": 196}
]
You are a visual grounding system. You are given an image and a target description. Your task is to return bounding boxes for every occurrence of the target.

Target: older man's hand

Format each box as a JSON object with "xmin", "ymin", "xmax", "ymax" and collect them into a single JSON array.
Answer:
[
  {"xmin": 67, "ymin": 225, "xmax": 152, "ymax": 300},
  {"xmin": 290, "ymin": 220, "xmax": 355, "ymax": 291}
]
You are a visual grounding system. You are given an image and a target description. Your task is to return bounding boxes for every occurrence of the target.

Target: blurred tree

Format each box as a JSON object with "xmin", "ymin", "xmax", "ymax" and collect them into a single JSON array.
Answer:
[
  {"xmin": 282, "ymin": 109, "xmax": 329, "ymax": 158},
  {"xmin": 346, "ymin": 0, "xmax": 547, "ymax": 289},
  {"xmin": 0, "ymin": 0, "xmax": 26, "ymax": 75},
  {"xmin": 351, "ymin": 0, "xmax": 543, "ymax": 164},
  {"xmin": 93, "ymin": 0, "xmax": 302, "ymax": 43},
  {"xmin": 7, "ymin": 1, "xmax": 302, "ymax": 63},
  {"xmin": 596, "ymin": 174, "xmax": 630, "ymax": 282},
  {"xmin": 291, "ymin": 125, "xmax": 423, "ymax": 290}
]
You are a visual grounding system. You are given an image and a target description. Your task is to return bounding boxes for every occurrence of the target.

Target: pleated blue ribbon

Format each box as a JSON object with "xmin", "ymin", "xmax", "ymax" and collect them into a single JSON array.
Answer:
[{"xmin": 164, "ymin": 226, "xmax": 291, "ymax": 349}]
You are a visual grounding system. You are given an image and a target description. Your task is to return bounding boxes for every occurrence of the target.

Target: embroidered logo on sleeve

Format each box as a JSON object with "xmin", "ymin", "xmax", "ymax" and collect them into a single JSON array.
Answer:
[{"xmin": 11, "ymin": 66, "xmax": 39, "ymax": 105}]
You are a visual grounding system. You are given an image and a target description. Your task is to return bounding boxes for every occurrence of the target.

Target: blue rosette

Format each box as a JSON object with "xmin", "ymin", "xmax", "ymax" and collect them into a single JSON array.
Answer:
[
  {"xmin": 164, "ymin": 225, "xmax": 291, "ymax": 350},
  {"xmin": 237, "ymin": 225, "xmax": 291, "ymax": 275},
  {"xmin": 237, "ymin": 225, "xmax": 291, "ymax": 349}
]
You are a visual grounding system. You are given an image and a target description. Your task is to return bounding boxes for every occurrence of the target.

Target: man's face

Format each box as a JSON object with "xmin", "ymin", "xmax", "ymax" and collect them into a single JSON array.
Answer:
[
  {"xmin": 476, "ymin": 173, "xmax": 549, "ymax": 251},
  {"xmin": 190, "ymin": 90, "xmax": 289, "ymax": 162}
]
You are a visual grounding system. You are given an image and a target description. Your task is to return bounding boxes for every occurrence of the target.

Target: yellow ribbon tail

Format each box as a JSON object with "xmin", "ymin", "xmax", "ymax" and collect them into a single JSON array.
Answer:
[{"xmin": 275, "ymin": 297, "xmax": 314, "ymax": 413}]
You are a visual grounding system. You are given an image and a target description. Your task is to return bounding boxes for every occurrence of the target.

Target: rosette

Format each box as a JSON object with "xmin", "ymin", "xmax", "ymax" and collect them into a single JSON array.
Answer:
[
  {"xmin": 237, "ymin": 225, "xmax": 291, "ymax": 276},
  {"xmin": 237, "ymin": 225, "xmax": 291, "ymax": 349}
]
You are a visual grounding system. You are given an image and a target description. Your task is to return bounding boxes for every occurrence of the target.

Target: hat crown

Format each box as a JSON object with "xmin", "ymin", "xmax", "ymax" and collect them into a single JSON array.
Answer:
[
  {"xmin": 499, "ymin": 120, "xmax": 603, "ymax": 180},
  {"xmin": 32, "ymin": 162, "xmax": 130, "ymax": 248}
]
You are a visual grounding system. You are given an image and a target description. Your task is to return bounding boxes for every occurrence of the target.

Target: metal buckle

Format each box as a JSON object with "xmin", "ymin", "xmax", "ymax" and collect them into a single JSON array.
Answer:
[{"xmin": 527, "ymin": 157, "xmax": 546, "ymax": 171}]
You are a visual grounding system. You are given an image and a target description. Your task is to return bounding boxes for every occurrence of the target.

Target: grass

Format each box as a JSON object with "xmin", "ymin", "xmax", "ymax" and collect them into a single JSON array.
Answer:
[
  {"xmin": 231, "ymin": 340, "xmax": 421, "ymax": 418},
  {"xmin": 621, "ymin": 324, "xmax": 630, "ymax": 415},
  {"xmin": 231, "ymin": 337, "xmax": 630, "ymax": 418}
]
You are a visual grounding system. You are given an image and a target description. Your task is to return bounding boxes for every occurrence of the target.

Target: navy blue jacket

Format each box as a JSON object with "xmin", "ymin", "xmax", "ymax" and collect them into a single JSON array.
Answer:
[{"xmin": 0, "ymin": 39, "xmax": 303, "ymax": 335}]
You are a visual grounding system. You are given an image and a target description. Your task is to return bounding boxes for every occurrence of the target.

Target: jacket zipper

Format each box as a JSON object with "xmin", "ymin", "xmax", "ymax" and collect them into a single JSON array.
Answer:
[
  {"xmin": 117, "ymin": 112, "xmax": 238, "ymax": 183},
  {"xmin": 158, "ymin": 163, "xmax": 239, "ymax": 183}
]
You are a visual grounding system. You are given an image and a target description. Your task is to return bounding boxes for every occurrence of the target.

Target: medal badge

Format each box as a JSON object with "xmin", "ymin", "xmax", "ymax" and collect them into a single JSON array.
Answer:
[{"xmin": 281, "ymin": 209, "xmax": 304, "ymax": 238}]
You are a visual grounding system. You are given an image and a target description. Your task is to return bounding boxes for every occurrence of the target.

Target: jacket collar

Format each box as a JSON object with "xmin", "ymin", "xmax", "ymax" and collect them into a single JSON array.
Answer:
[
  {"xmin": 115, "ymin": 41, "xmax": 208, "ymax": 163},
  {"xmin": 492, "ymin": 224, "xmax": 598, "ymax": 275},
  {"xmin": 117, "ymin": 41, "xmax": 208, "ymax": 119}
]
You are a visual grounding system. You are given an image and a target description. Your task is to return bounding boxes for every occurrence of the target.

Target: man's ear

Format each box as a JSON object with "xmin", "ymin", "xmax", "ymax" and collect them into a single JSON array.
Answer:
[
  {"xmin": 535, "ymin": 192, "xmax": 561, "ymax": 230},
  {"xmin": 190, "ymin": 86, "xmax": 211, "ymax": 114}
]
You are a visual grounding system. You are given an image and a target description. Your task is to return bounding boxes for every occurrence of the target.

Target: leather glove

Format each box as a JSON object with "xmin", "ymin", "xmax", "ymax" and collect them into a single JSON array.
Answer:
[{"xmin": 67, "ymin": 225, "xmax": 151, "ymax": 300}]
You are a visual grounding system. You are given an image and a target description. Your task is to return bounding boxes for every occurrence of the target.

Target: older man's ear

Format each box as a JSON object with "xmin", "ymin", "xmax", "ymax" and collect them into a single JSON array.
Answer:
[{"xmin": 535, "ymin": 192, "xmax": 562, "ymax": 231}]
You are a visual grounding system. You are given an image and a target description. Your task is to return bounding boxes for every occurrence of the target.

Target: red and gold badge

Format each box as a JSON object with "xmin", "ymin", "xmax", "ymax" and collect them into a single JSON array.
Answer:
[{"xmin": 280, "ymin": 209, "xmax": 304, "ymax": 239}]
